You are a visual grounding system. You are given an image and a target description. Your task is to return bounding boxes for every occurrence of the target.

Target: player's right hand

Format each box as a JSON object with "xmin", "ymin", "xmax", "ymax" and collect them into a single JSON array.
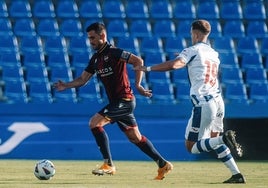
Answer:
[{"xmin": 53, "ymin": 80, "xmax": 66, "ymax": 91}]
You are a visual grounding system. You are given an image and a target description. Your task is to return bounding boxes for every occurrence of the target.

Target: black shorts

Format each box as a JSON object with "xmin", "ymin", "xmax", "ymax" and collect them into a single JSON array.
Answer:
[{"xmin": 98, "ymin": 98, "xmax": 137, "ymax": 131}]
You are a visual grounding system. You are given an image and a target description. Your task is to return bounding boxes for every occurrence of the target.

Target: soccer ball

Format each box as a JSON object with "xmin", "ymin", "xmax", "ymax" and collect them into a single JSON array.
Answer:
[{"xmin": 34, "ymin": 159, "xmax": 55, "ymax": 180}]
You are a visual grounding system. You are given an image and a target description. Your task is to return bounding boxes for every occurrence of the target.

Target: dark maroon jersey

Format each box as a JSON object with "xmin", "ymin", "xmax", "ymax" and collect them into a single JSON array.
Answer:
[{"xmin": 85, "ymin": 42, "xmax": 133, "ymax": 101}]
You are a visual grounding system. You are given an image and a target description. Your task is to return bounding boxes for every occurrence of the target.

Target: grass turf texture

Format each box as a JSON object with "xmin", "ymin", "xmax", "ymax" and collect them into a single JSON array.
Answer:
[{"xmin": 0, "ymin": 160, "xmax": 267, "ymax": 188}]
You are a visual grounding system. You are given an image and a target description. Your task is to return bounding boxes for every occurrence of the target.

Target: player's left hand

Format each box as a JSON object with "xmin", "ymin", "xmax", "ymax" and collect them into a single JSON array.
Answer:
[{"xmin": 136, "ymin": 85, "xmax": 152, "ymax": 97}]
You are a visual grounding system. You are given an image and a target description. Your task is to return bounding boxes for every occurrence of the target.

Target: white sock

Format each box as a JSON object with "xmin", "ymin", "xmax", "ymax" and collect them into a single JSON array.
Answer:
[
  {"xmin": 191, "ymin": 137, "xmax": 223, "ymax": 154},
  {"xmin": 215, "ymin": 144, "xmax": 240, "ymax": 175}
]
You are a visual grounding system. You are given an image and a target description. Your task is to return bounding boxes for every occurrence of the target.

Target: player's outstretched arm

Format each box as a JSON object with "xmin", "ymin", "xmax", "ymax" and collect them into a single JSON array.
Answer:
[
  {"xmin": 134, "ymin": 58, "xmax": 186, "ymax": 72},
  {"xmin": 54, "ymin": 71, "xmax": 93, "ymax": 91}
]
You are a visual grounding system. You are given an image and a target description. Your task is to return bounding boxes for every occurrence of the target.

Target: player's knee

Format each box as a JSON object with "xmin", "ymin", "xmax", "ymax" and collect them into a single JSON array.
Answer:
[{"xmin": 124, "ymin": 127, "xmax": 142, "ymax": 144}]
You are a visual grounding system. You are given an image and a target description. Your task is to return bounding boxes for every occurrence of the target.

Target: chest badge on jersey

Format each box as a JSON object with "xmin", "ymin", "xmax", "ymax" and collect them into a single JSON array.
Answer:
[{"xmin": 104, "ymin": 56, "xmax": 109, "ymax": 62}]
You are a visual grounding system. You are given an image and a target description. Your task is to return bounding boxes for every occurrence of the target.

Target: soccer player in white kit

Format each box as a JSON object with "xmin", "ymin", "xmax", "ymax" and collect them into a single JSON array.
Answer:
[{"xmin": 134, "ymin": 20, "xmax": 245, "ymax": 183}]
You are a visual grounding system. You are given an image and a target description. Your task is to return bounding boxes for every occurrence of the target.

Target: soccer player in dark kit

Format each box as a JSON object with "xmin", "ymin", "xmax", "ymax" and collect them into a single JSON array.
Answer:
[{"xmin": 54, "ymin": 22, "xmax": 173, "ymax": 180}]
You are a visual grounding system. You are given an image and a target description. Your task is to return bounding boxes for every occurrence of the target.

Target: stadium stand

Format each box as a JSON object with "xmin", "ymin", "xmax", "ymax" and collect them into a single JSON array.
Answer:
[{"xmin": 0, "ymin": 0, "xmax": 267, "ymax": 109}]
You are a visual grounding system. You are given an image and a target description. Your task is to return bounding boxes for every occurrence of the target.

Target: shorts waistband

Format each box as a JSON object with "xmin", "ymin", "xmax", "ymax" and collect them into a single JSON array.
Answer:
[
  {"xmin": 191, "ymin": 94, "xmax": 219, "ymax": 105},
  {"xmin": 122, "ymin": 98, "xmax": 133, "ymax": 101}
]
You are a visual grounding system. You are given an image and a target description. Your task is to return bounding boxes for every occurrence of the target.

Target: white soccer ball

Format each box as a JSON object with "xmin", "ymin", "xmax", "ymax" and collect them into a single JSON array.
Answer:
[{"xmin": 34, "ymin": 159, "xmax": 55, "ymax": 180}]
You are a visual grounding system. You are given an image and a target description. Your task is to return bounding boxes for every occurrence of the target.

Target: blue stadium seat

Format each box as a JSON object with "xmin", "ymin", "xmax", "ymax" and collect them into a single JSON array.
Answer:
[
  {"xmin": 175, "ymin": 82, "xmax": 190, "ymax": 102},
  {"xmin": 140, "ymin": 37, "xmax": 163, "ymax": 54},
  {"xmin": 107, "ymin": 19, "xmax": 129, "ymax": 37},
  {"xmin": 37, "ymin": 19, "xmax": 60, "ymax": 37},
  {"xmin": 209, "ymin": 21, "xmax": 222, "ymax": 38},
  {"xmin": 33, "ymin": 0, "xmax": 55, "ymax": 18},
  {"xmin": 240, "ymin": 53, "xmax": 263, "ymax": 70},
  {"xmin": 69, "ymin": 35, "xmax": 91, "ymax": 55},
  {"xmin": 223, "ymin": 21, "xmax": 245, "ymax": 39},
  {"xmin": 172, "ymin": 68, "xmax": 189, "ymax": 84},
  {"xmin": 261, "ymin": 37, "xmax": 268, "ymax": 56},
  {"xmin": 165, "ymin": 36, "xmax": 186, "ymax": 59},
  {"xmin": 13, "ymin": 18, "xmax": 36, "ymax": 37},
  {"xmin": 224, "ymin": 83, "xmax": 248, "ymax": 103},
  {"xmin": 2, "ymin": 65, "xmax": 24, "ymax": 82},
  {"xmin": 102, "ymin": 0, "xmax": 126, "ymax": 18},
  {"xmin": 150, "ymin": 81, "xmax": 175, "ymax": 104},
  {"xmin": 53, "ymin": 88, "xmax": 78, "ymax": 103},
  {"xmin": 25, "ymin": 65, "xmax": 49, "ymax": 82},
  {"xmin": 144, "ymin": 53, "xmax": 166, "ymax": 67},
  {"xmin": 47, "ymin": 51, "xmax": 70, "ymax": 68},
  {"xmin": 246, "ymin": 21, "xmax": 268, "ymax": 38},
  {"xmin": 71, "ymin": 52, "xmax": 90, "ymax": 69},
  {"xmin": 77, "ymin": 79, "xmax": 102, "ymax": 103},
  {"xmin": 0, "ymin": 51, "xmax": 20, "ymax": 68},
  {"xmin": 125, "ymin": 1, "xmax": 149, "ymax": 19},
  {"xmin": 56, "ymin": 0, "xmax": 79, "ymax": 18},
  {"xmin": 236, "ymin": 37, "xmax": 259, "ymax": 55},
  {"xmin": 44, "ymin": 35, "xmax": 67, "ymax": 54},
  {"xmin": 196, "ymin": 2, "xmax": 219, "ymax": 19},
  {"xmin": 20, "ymin": 35, "xmax": 43, "ymax": 54},
  {"xmin": 220, "ymin": 67, "xmax": 243, "ymax": 84},
  {"xmin": 0, "ymin": 35, "xmax": 19, "ymax": 54},
  {"xmin": 265, "ymin": 58, "xmax": 268, "ymax": 70},
  {"xmin": 28, "ymin": 80, "xmax": 53, "ymax": 103},
  {"xmin": 177, "ymin": 20, "xmax": 192, "ymax": 38},
  {"xmin": 0, "ymin": 18, "xmax": 13, "ymax": 36},
  {"xmin": 0, "ymin": 0, "xmax": 8, "ymax": 17},
  {"xmin": 60, "ymin": 19, "xmax": 83, "ymax": 37},
  {"xmin": 249, "ymin": 83, "xmax": 268, "ymax": 103},
  {"xmin": 173, "ymin": 1, "xmax": 196, "ymax": 19},
  {"xmin": 79, "ymin": 0, "xmax": 102, "ymax": 19},
  {"xmin": 144, "ymin": 53, "xmax": 171, "ymax": 83},
  {"xmin": 153, "ymin": 20, "xmax": 176, "ymax": 38},
  {"xmin": 213, "ymin": 37, "xmax": 235, "ymax": 53},
  {"xmin": 4, "ymin": 80, "xmax": 28, "ymax": 103},
  {"xmin": 117, "ymin": 36, "xmax": 140, "ymax": 55},
  {"xmin": 245, "ymin": 68, "xmax": 267, "ymax": 85},
  {"xmin": 150, "ymin": 1, "xmax": 172, "ymax": 19},
  {"xmin": 243, "ymin": 2, "xmax": 266, "ymax": 20},
  {"xmin": 220, "ymin": 1, "xmax": 242, "ymax": 20},
  {"xmin": 148, "ymin": 70, "xmax": 171, "ymax": 84},
  {"xmin": 9, "ymin": 1, "xmax": 32, "ymax": 18},
  {"xmin": 23, "ymin": 51, "xmax": 46, "ymax": 68},
  {"xmin": 49, "ymin": 66, "xmax": 73, "ymax": 82},
  {"xmin": 130, "ymin": 20, "xmax": 152, "ymax": 38},
  {"xmin": 219, "ymin": 52, "xmax": 239, "ymax": 68}
]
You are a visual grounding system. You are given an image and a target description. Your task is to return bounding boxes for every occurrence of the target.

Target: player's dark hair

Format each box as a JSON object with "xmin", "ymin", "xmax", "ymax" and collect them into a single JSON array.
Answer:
[
  {"xmin": 86, "ymin": 22, "xmax": 106, "ymax": 35},
  {"xmin": 192, "ymin": 20, "xmax": 211, "ymax": 35}
]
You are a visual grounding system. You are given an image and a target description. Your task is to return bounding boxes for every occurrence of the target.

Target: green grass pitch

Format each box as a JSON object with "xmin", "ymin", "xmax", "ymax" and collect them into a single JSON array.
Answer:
[{"xmin": 0, "ymin": 160, "xmax": 267, "ymax": 188}]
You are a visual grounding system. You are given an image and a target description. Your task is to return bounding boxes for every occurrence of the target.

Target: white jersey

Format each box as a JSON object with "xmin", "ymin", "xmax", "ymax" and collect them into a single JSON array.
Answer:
[{"xmin": 177, "ymin": 42, "xmax": 221, "ymax": 103}]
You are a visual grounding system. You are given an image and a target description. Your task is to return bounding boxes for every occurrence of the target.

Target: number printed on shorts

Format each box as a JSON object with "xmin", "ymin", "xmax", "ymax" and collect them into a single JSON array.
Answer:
[{"xmin": 204, "ymin": 60, "xmax": 218, "ymax": 86}]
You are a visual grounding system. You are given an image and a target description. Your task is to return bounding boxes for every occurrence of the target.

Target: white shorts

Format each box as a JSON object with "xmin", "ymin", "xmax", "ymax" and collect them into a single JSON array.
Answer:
[{"xmin": 185, "ymin": 95, "xmax": 224, "ymax": 142}]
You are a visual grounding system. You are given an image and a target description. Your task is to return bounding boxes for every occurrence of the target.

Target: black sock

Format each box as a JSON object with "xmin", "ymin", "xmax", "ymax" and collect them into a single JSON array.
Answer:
[
  {"xmin": 91, "ymin": 127, "xmax": 113, "ymax": 166},
  {"xmin": 135, "ymin": 136, "xmax": 166, "ymax": 168}
]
